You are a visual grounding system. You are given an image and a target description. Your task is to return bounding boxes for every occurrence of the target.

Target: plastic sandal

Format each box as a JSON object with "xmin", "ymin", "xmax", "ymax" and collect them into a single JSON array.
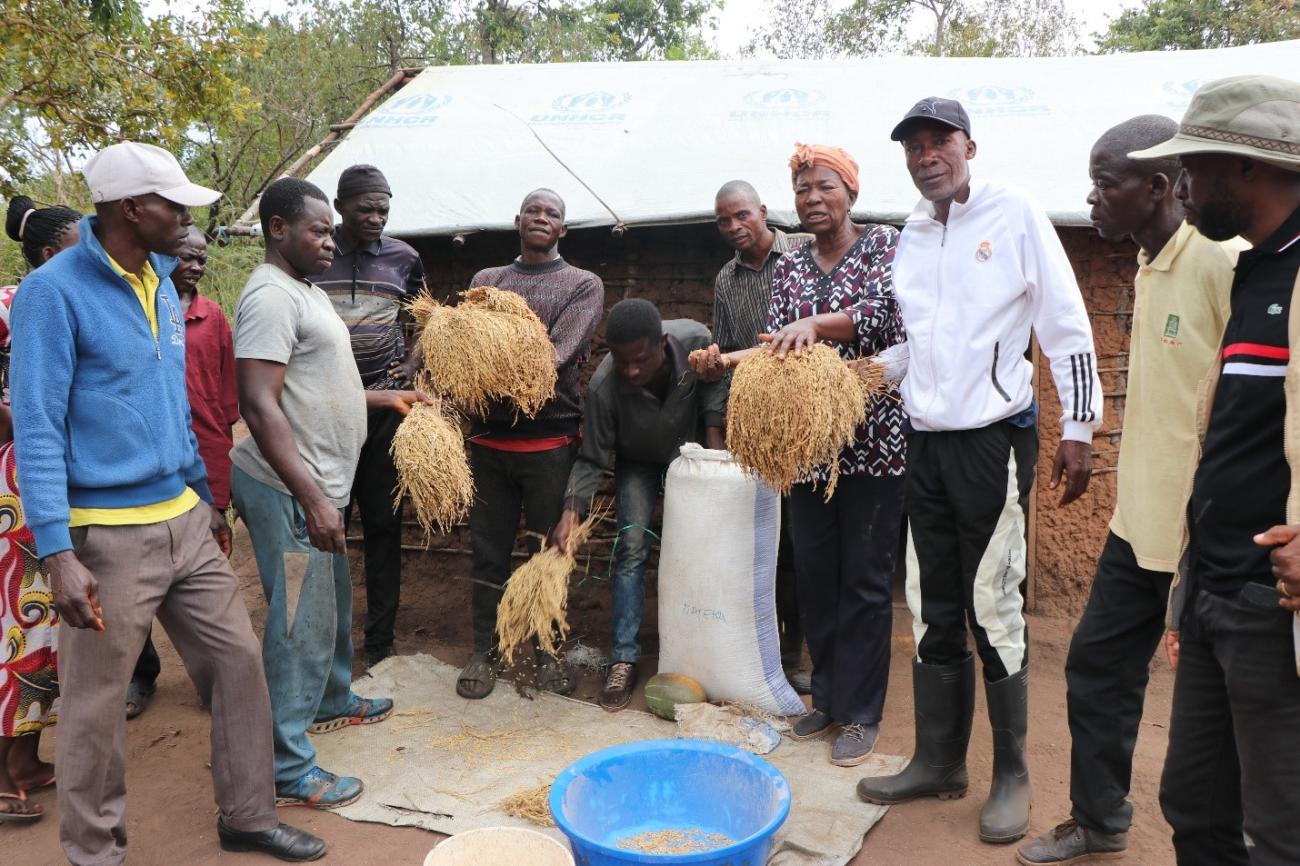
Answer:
[
  {"xmin": 0, "ymin": 792, "xmax": 43, "ymax": 824},
  {"xmin": 456, "ymin": 652, "xmax": 498, "ymax": 700},
  {"xmin": 536, "ymin": 655, "xmax": 577, "ymax": 696}
]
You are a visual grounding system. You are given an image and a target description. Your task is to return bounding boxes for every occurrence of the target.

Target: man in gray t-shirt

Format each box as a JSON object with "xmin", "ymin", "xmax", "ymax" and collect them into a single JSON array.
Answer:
[{"xmin": 231, "ymin": 178, "xmax": 424, "ymax": 812}]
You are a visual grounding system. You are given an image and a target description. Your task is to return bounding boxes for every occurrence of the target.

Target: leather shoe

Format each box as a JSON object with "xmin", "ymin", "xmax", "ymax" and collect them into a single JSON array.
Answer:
[
  {"xmin": 217, "ymin": 820, "xmax": 327, "ymax": 862},
  {"xmin": 790, "ymin": 709, "xmax": 838, "ymax": 740},
  {"xmin": 599, "ymin": 662, "xmax": 637, "ymax": 711}
]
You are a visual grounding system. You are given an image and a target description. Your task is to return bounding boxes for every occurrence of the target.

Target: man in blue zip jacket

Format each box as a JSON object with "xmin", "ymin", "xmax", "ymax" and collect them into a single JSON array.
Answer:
[{"xmin": 9, "ymin": 142, "xmax": 324, "ymax": 864}]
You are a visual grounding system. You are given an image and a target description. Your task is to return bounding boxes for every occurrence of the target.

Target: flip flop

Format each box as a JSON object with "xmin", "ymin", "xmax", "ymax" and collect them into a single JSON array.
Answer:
[{"xmin": 0, "ymin": 792, "xmax": 42, "ymax": 824}]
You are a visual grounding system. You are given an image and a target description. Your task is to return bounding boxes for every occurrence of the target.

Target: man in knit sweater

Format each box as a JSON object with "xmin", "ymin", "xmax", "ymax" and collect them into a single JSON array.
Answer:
[{"xmin": 456, "ymin": 188, "xmax": 604, "ymax": 700}]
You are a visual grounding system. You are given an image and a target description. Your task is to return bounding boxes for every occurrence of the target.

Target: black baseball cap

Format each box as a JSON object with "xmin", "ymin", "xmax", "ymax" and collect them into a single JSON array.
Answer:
[{"xmin": 890, "ymin": 97, "xmax": 972, "ymax": 141}]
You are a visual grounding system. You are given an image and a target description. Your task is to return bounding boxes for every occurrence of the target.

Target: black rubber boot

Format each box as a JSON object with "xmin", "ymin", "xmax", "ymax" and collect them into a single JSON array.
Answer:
[
  {"xmin": 980, "ymin": 666, "xmax": 1031, "ymax": 843},
  {"xmin": 857, "ymin": 654, "xmax": 975, "ymax": 805}
]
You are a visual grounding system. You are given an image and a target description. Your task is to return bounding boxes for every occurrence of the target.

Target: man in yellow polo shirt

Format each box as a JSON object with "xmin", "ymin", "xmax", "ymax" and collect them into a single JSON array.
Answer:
[
  {"xmin": 10, "ymin": 142, "xmax": 325, "ymax": 863},
  {"xmin": 1018, "ymin": 116, "xmax": 1243, "ymax": 865}
]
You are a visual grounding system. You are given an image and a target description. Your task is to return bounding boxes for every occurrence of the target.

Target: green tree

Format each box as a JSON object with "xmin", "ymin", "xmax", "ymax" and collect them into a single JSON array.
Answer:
[
  {"xmin": 455, "ymin": 0, "xmax": 717, "ymax": 63},
  {"xmin": 595, "ymin": 0, "xmax": 718, "ymax": 60},
  {"xmin": 744, "ymin": 0, "xmax": 839, "ymax": 59},
  {"xmin": 943, "ymin": 0, "xmax": 1080, "ymax": 57},
  {"xmin": 1097, "ymin": 0, "xmax": 1300, "ymax": 52},
  {"xmin": 4, "ymin": 0, "xmax": 721, "ymax": 222},
  {"xmin": 745, "ymin": 0, "xmax": 1079, "ymax": 59},
  {"xmin": 0, "ymin": 0, "xmax": 258, "ymax": 195}
]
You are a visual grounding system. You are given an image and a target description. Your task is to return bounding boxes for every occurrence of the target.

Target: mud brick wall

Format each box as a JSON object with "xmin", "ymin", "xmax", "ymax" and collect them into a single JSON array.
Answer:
[
  {"xmin": 1031, "ymin": 230, "xmax": 1138, "ymax": 615},
  {"xmin": 408, "ymin": 223, "xmax": 1137, "ymax": 612}
]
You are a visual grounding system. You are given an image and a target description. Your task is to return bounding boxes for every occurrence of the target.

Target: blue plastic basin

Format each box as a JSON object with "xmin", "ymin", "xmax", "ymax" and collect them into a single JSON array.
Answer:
[{"xmin": 549, "ymin": 739, "xmax": 791, "ymax": 866}]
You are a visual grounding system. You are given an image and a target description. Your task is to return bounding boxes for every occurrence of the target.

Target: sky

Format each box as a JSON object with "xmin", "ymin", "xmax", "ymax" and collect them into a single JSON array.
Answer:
[{"xmin": 712, "ymin": 0, "xmax": 1134, "ymax": 55}]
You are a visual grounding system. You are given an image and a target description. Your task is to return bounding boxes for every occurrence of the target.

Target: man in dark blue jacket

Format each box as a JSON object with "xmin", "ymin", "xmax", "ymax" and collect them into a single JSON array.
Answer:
[{"xmin": 10, "ymin": 142, "xmax": 324, "ymax": 864}]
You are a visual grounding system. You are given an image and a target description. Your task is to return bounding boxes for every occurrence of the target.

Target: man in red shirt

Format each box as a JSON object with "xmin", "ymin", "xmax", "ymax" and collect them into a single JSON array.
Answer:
[{"xmin": 128, "ymin": 226, "xmax": 239, "ymax": 717}]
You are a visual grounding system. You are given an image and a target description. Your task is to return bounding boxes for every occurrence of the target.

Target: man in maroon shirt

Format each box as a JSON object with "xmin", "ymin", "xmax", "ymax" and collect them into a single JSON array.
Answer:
[{"xmin": 128, "ymin": 226, "xmax": 239, "ymax": 717}]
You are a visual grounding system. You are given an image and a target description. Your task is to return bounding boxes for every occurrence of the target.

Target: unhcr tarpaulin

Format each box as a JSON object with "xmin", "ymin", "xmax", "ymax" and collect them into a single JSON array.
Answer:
[{"xmin": 304, "ymin": 42, "xmax": 1300, "ymax": 236}]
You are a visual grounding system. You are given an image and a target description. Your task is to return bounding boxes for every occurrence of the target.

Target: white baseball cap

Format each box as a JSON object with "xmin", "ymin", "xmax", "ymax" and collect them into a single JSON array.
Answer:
[{"xmin": 81, "ymin": 142, "xmax": 222, "ymax": 207}]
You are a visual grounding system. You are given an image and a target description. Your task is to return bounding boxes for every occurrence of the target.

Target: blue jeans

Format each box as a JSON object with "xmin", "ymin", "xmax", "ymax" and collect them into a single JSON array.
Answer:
[
  {"xmin": 610, "ymin": 460, "xmax": 664, "ymax": 664},
  {"xmin": 231, "ymin": 467, "xmax": 353, "ymax": 784}
]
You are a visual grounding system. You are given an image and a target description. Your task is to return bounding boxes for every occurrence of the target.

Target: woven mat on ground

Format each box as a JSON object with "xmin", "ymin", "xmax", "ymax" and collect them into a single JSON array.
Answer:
[{"xmin": 318, "ymin": 654, "xmax": 904, "ymax": 866}]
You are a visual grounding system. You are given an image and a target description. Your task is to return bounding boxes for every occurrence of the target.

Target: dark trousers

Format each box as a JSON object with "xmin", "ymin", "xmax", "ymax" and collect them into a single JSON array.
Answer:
[
  {"xmin": 1066, "ymin": 531, "xmax": 1172, "ymax": 835},
  {"xmin": 132, "ymin": 629, "xmax": 161, "ymax": 686},
  {"xmin": 776, "ymin": 498, "xmax": 803, "ymax": 667},
  {"xmin": 468, "ymin": 442, "xmax": 577, "ymax": 654},
  {"xmin": 1160, "ymin": 584, "xmax": 1300, "ymax": 866},
  {"xmin": 905, "ymin": 422, "xmax": 1037, "ymax": 682},
  {"xmin": 788, "ymin": 473, "xmax": 905, "ymax": 725},
  {"xmin": 347, "ymin": 408, "xmax": 403, "ymax": 654}
]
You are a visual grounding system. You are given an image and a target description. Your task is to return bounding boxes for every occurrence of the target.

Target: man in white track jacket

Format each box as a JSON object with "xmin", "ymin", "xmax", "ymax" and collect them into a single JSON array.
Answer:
[{"xmin": 857, "ymin": 97, "xmax": 1103, "ymax": 846}]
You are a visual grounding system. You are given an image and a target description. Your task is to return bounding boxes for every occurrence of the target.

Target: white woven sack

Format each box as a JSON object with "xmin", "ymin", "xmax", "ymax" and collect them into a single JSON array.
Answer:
[{"xmin": 657, "ymin": 444, "xmax": 803, "ymax": 716}]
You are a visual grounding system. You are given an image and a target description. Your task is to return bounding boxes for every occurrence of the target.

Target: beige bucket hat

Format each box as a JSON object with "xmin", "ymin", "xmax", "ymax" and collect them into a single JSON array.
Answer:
[{"xmin": 1129, "ymin": 74, "xmax": 1300, "ymax": 172}]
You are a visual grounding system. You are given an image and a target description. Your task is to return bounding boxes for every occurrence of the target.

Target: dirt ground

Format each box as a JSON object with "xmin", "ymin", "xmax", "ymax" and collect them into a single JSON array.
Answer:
[{"xmin": 12, "ymin": 518, "xmax": 1176, "ymax": 866}]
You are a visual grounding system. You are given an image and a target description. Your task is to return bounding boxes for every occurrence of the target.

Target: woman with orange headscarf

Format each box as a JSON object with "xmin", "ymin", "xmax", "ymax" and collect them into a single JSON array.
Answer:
[{"xmin": 709, "ymin": 143, "xmax": 906, "ymax": 767}]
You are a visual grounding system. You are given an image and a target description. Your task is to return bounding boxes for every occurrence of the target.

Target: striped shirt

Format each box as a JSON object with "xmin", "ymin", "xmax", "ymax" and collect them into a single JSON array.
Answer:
[
  {"xmin": 1191, "ymin": 204, "xmax": 1300, "ymax": 594},
  {"xmin": 316, "ymin": 234, "xmax": 426, "ymax": 388},
  {"xmin": 712, "ymin": 229, "xmax": 811, "ymax": 353}
]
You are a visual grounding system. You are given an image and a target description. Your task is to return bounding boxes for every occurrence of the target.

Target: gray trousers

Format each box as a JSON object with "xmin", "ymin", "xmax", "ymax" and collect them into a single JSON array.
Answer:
[{"xmin": 57, "ymin": 503, "xmax": 278, "ymax": 866}]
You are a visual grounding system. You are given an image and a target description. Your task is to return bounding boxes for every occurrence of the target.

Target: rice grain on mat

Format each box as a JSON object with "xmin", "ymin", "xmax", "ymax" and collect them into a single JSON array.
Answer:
[
  {"xmin": 495, "ymin": 509, "xmax": 603, "ymax": 664},
  {"xmin": 428, "ymin": 724, "xmax": 533, "ymax": 769},
  {"xmin": 390, "ymin": 401, "xmax": 474, "ymax": 540},
  {"xmin": 726, "ymin": 345, "xmax": 866, "ymax": 499},
  {"xmin": 411, "ymin": 288, "xmax": 557, "ymax": 418},
  {"xmin": 499, "ymin": 783, "xmax": 555, "ymax": 826}
]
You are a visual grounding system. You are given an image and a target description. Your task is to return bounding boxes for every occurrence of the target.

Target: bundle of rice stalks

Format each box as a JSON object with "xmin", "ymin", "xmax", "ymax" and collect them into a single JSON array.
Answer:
[
  {"xmin": 498, "ymin": 783, "xmax": 555, "ymax": 826},
  {"xmin": 390, "ymin": 400, "xmax": 474, "ymax": 540},
  {"xmin": 846, "ymin": 356, "xmax": 892, "ymax": 403},
  {"xmin": 411, "ymin": 287, "xmax": 557, "ymax": 417},
  {"xmin": 726, "ymin": 345, "xmax": 866, "ymax": 499},
  {"xmin": 495, "ymin": 508, "xmax": 604, "ymax": 664}
]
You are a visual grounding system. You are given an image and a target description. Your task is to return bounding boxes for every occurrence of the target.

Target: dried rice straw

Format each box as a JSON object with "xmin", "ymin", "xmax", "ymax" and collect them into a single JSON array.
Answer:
[
  {"xmin": 846, "ymin": 356, "xmax": 892, "ymax": 402},
  {"xmin": 390, "ymin": 400, "xmax": 474, "ymax": 540},
  {"xmin": 725, "ymin": 345, "xmax": 866, "ymax": 500},
  {"xmin": 411, "ymin": 288, "xmax": 557, "ymax": 418},
  {"xmin": 495, "ymin": 507, "xmax": 605, "ymax": 663},
  {"xmin": 498, "ymin": 783, "xmax": 555, "ymax": 826}
]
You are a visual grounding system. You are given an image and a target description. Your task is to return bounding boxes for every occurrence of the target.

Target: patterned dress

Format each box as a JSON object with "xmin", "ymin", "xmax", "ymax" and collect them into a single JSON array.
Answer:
[
  {"xmin": 0, "ymin": 284, "xmax": 59, "ymax": 737},
  {"xmin": 767, "ymin": 225, "xmax": 908, "ymax": 485}
]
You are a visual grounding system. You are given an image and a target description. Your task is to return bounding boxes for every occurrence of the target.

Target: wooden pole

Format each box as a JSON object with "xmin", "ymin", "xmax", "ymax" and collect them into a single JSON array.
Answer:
[
  {"xmin": 231, "ymin": 67, "xmax": 424, "ymax": 230},
  {"xmin": 1027, "ymin": 336, "xmax": 1040, "ymax": 612}
]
